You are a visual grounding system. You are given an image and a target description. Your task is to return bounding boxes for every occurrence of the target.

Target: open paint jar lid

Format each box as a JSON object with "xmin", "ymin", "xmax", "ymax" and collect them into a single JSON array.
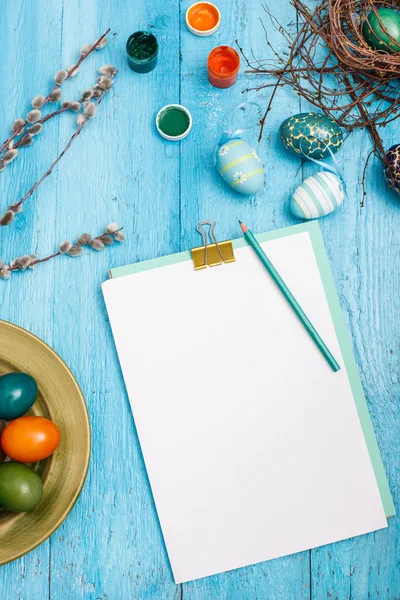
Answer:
[
  {"xmin": 156, "ymin": 105, "xmax": 192, "ymax": 141},
  {"xmin": 186, "ymin": 2, "xmax": 220, "ymax": 36}
]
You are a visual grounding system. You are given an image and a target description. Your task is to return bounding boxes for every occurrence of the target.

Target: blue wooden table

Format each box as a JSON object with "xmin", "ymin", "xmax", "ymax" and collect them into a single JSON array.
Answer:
[{"xmin": 0, "ymin": 1, "xmax": 399, "ymax": 598}]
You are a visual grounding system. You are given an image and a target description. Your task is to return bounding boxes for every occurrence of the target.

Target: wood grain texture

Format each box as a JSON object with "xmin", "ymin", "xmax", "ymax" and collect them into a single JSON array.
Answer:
[{"xmin": 0, "ymin": 0, "xmax": 398, "ymax": 598}]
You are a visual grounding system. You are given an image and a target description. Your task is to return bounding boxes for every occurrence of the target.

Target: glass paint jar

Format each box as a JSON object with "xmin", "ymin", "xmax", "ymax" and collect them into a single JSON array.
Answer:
[
  {"xmin": 207, "ymin": 46, "xmax": 240, "ymax": 88},
  {"xmin": 126, "ymin": 31, "xmax": 158, "ymax": 73}
]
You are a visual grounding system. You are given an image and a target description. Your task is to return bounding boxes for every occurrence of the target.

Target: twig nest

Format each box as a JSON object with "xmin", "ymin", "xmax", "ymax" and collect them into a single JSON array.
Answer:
[
  {"xmin": 280, "ymin": 113, "xmax": 343, "ymax": 160},
  {"xmin": 363, "ymin": 8, "xmax": 400, "ymax": 54},
  {"xmin": 290, "ymin": 171, "xmax": 345, "ymax": 220},
  {"xmin": 384, "ymin": 144, "xmax": 400, "ymax": 195}
]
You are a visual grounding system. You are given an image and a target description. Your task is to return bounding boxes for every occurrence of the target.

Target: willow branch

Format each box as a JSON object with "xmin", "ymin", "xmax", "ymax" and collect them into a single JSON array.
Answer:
[
  {"xmin": 0, "ymin": 28, "xmax": 110, "ymax": 155},
  {"xmin": 0, "ymin": 68, "xmax": 116, "ymax": 226}
]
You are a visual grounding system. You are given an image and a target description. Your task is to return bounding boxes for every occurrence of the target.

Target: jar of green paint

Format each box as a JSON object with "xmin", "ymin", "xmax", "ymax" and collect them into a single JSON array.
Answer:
[
  {"xmin": 126, "ymin": 31, "xmax": 158, "ymax": 73},
  {"xmin": 156, "ymin": 104, "xmax": 192, "ymax": 141}
]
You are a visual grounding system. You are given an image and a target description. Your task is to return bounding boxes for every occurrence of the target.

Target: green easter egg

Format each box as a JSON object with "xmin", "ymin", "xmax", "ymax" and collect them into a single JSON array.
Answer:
[
  {"xmin": 363, "ymin": 8, "xmax": 400, "ymax": 54},
  {"xmin": 0, "ymin": 372, "xmax": 38, "ymax": 420},
  {"xmin": 0, "ymin": 462, "xmax": 43, "ymax": 512},
  {"xmin": 279, "ymin": 112, "xmax": 343, "ymax": 160}
]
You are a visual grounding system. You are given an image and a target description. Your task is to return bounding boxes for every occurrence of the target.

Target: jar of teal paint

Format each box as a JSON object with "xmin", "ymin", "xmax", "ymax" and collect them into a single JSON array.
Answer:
[
  {"xmin": 126, "ymin": 31, "xmax": 158, "ymax": 73},
  {"xmin": 156, "ymin": 104, "xmax": 192, "ymax": 141}
]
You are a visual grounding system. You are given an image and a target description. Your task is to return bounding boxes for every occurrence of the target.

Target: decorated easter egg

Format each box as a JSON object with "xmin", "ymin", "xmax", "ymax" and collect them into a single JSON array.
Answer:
[
  {"xmin": 363, "ymin": 8, "xmax": 400, "ymax": 54},
  {"xmin": 0, "ymin": 372, "xmax": 38, "ymax": 420},
  {"xmin": 280, "ymin": 112, "xmax": 343, "ymax": 159},
  {"xmin": 0, "ymin": 462, "xmax": 43, "ymax": 512},
  {"xmin": 384, "ymin": 144, "xmax": 400, "ymax": 195},
  {"xmin": 290, "ymin": 171, "xmax": 345, "ymax": 219},
  {"xmin": 216, "ymin": 139, "xmax": 264, "ymax": 195}
]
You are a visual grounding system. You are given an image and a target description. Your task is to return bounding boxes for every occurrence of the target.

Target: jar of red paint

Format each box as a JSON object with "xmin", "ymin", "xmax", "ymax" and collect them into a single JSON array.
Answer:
[{"xmin": 207, "ymin": 46, "xmax": 240, "ymax": 88}]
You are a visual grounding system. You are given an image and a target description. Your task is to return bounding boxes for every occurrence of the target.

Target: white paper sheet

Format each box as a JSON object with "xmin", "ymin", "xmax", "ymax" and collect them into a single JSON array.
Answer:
[{"xmin": 102, "ymin": 230, "xmax": 387, "ymax": 583}]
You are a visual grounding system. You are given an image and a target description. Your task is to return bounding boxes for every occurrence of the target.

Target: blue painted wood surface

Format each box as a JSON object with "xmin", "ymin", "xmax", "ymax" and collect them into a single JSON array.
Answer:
[{"xmin": 0, "ymin": 0, "xmax": 399, "ymax": 598}]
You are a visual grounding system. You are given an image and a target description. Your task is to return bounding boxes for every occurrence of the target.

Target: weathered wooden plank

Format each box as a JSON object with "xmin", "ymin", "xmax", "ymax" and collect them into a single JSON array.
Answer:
[
  {"xmin": 0, "ymin": 0, "xmax": 65, "ymax": 597},
  {"xmin": 180, "ymin": 0, "xmax": 310, "ymax": 598},
  {"xmin": 46, "ymin": 0, "xmax": 182, "ymax": 598},
  {"xmin": 179, "ymin": 0, "xmax": 302, "ymax": 254},
  {"xmin": 290, "ymin": 3, "xmax": 400, "ymax": 596},
  {"xmin": 311, "ymin": 129, "xmax": 400, "ymax": 600}
]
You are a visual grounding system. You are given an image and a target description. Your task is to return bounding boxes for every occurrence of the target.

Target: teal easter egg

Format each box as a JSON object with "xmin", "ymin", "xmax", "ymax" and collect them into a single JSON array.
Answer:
[
  {"xmin": 290, "ymin": 171, "xmax": 345, "ymax": 220},
  {"xmin": 363, "ymin": 8, "xmax": 400, "ymax": 54},
  {"xmin": 216, "ymin": 139, "xmax": 264, "ymax": 195},
  {"xmin": 0, "ymin": 372, "xmax": 38, "ymax": 420},
  {"xmin": 280, "ymin": 112, "xmax": 343, "ymax": 159}
]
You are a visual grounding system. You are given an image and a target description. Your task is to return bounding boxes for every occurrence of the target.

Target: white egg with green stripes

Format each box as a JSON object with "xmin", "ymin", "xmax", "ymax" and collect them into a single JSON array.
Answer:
[
  {"xmin": 215, "ymin": 139, "xmax": 265, "ymax": 195},
  {"xmin": 290, "ymin": 171, "xmax": 345, "ymax": 219}
]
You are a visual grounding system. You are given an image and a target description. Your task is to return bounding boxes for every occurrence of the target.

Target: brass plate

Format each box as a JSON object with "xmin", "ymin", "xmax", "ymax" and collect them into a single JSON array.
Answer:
[{"xmin": 0, "ymin": 320, "xmax": 91, "ymax": 565}]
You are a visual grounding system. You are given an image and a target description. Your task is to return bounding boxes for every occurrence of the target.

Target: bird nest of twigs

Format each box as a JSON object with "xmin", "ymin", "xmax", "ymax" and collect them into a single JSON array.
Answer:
[{"xmin": 239, "ymin": 0, "xmax": 400, "ymax": 200}]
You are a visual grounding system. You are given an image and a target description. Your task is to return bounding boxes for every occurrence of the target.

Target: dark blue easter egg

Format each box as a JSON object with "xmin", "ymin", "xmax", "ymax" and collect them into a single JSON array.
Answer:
[
  {"xmin": 0, "ymin": 372, "xmax": 38, "ymax": 420},
  {"xmin": 384, "ymin": 144, "xmax": 400, "ymax": 196},
  {"xmin": 280, "ymin": 112, "xmax": 343, "ymax": 160}
]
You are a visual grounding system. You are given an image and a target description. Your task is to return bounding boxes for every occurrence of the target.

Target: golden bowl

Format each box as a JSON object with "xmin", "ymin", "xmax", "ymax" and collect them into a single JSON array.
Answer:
[{"xmin": 0, "ymin": 320, "xmax": 90, "ymax": 565}]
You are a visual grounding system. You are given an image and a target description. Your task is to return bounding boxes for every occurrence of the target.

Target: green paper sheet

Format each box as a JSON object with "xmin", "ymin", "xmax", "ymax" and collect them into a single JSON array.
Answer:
[{"xmin": 108, "ymin": 221, "xmax": 395, "ymax": 518}]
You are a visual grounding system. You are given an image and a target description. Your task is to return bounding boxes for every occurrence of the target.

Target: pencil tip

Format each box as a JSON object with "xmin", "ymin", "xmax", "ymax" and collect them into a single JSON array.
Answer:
[{"xmin": 238, "ymin": 220, "xmax": 247, "ymax": 234}]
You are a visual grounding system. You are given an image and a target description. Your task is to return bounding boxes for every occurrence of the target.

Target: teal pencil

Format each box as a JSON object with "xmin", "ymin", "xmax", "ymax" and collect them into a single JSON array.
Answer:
[{"xmin": 239, "ymin": 221, "xmax": 340, "ymax": 373}]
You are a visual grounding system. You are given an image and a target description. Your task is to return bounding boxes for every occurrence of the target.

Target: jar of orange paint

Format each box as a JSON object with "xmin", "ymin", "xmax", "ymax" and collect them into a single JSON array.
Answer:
[
  {"xmin": 186, "ymin": 2, "xmax": 220, "ymax": 36},
  {"xmin": 207, "ymin": 46, "xmax": 240, "ymax": 88}
]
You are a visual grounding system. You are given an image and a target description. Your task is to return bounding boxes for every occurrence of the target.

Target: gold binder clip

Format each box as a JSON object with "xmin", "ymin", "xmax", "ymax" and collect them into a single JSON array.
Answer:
[{"xmin": 191, "ymin": 219, "xmax": 235, "ymax": 270}]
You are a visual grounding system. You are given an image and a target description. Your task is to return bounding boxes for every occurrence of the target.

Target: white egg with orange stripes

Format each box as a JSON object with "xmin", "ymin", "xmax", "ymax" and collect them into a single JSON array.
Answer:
[
  {"xmin": 215, "ymin": 139, "xmax": 265, "ymax": 195},
  {"xmin": 290, "ymin": 171, "xmax": 345, "ymax": 220}
]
